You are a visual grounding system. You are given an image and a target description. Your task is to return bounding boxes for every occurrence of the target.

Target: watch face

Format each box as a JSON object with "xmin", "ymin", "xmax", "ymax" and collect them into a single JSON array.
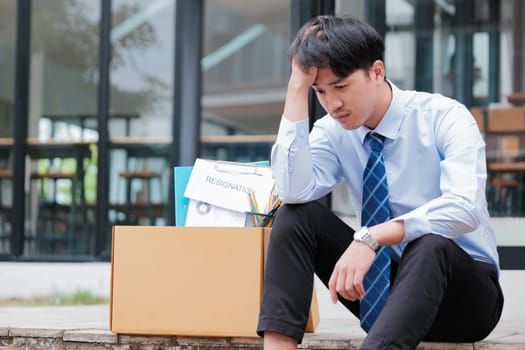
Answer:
[
  {"xmin": 354, "ymin": 228, "xmax": 378, "ymax": 251},
  {"xmin": 355, "ymin": 228, "xmax": 367, "ymax": 240}
]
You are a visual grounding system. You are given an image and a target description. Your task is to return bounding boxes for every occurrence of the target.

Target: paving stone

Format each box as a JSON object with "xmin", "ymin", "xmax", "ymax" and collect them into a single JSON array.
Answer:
[
  {"xmin": 10, "ymin": 336, "xmax": 63, "ymax": 349},
  {"xmin": 476, "ymin": 342, "xmax": 525, "ymax": 350},
  {"xmin": 300, "ymin": 337, "xmax": 355, "ymax": 349},
  {"xmin": 63, "ymin": 329, "xmax": 117, "ymax": 343},
  {"xmin": 8, "ymin": 327, "xmax": 64, "ymax": 338},
  {"xmin": 230, "ymin": 336, "xmax": 264, "ymax": 348},
  {"xmin": 117, "ymin": 333, "xmax": 182, "ymax": 346}
]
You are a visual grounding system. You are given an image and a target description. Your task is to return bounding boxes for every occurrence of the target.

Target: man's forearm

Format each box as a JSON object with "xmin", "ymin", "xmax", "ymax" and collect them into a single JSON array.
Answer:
[
  {"xmin": 369, "ymin": 220, "xmax": 405, "ymax": 246},
  {"xmin": 283, "ymin": 58, "xmax": 317, "ymax": 122},
  {"xmin": 283, "ymin": 81, "xmax": 310, "ymax": 122}
]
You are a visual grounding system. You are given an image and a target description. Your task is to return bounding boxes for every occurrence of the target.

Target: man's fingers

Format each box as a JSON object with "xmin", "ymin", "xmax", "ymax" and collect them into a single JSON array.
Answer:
[
  {"xmin": 344, "ymin": 278, "xmax": 360, "ymax": 301},
  {"xmin": 330, "ymin": 267, "xmax": 363, "ymax": 302},
  {"xmin": 353, "ymin": 271, "xmax": 366, "ymax": 299},
  {"xmin": 328, "ymin": 270, "xmax": 339, "ymax": 304},
  {"xmin": 335, "ymin": 269, "xmax": 350, "ymax": 301}
]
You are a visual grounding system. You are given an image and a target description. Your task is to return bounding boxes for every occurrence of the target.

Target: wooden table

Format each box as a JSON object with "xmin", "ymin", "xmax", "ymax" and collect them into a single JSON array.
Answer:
[
  {"xmin": 507, "ymin": 92, "xmax": 525, "ymax": 106},
  {"xmin": 110, "ymin": 136, "xmax": 172, "ymax": 158},
  {"xmin": 0, "ymin": 138, "xmax": 94, "ymax": 254}
]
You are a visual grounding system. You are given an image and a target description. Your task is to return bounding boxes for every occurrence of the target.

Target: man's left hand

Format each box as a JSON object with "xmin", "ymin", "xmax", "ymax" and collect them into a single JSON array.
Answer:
[{"xmin": 328, "ymin": 240, "xmax": 376, "ymax": 303}]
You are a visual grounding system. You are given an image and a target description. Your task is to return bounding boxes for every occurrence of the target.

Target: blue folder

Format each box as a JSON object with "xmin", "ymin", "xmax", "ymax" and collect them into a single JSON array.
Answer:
[{"xmin": 173, "ymin": 166, "xmax": 193, "ymax": 226}]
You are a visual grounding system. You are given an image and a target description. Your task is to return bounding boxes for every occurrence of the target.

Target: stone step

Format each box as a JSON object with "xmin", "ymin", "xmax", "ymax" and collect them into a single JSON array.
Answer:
[
  {"xmin": 1, "ymin": 305, "xmax": 524, "ymax": 349},
  {"xmin": 1, "ymin": 325, "xmax": 524, "ymax": 350}
]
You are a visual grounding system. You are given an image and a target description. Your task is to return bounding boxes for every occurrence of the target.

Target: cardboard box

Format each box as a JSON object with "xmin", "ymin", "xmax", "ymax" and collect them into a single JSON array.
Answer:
[{"xmin": 110, "ymin": 226, "xmax": 319, "ymax": 337}]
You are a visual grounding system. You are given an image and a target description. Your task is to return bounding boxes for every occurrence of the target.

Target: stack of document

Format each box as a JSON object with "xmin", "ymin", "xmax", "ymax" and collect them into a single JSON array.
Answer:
[{"xmin": 182, "ymin": 159, "xmax": 277, "ymax": 227}]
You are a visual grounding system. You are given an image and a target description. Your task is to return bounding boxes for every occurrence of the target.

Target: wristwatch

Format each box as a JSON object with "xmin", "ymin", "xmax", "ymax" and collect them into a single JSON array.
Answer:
[{"xmin": 353, "ymin": 227, "xmax": 380, "ymax": 252}]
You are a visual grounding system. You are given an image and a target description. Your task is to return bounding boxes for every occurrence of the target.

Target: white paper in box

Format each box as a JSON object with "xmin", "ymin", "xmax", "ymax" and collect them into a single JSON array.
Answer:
[{"xmin": 184, "ymin": 158, "xmax": 275, "ymax": 214}]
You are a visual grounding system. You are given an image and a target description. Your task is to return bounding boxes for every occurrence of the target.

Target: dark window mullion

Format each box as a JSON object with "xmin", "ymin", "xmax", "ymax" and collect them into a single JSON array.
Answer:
[
  {"xmin": 95, "ymin": 0, "xmax": 111, "ymax": 258},
  {"xmin": 12, "ymin": 0, "xmax": 32, "ymax": 257}
]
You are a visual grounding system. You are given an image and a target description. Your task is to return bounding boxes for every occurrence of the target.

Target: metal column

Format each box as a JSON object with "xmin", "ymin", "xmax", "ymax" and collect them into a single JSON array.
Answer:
[
  {"xmin": 169, "ymin": 0, "xmax": 203, "ymax": 225},
  {"xmin": 415, "ymin": 0, "xmax": 434, "ymax": 93},
  {"xmin": 95, "ymin": 0, "xmax": 111, "ymax": 257},
  {"xmin": 172, "ymin": 0, "xmax": 203, "ymax": 167},
  {"xmin": 365, "ymin": 0, "xmax": 386, "ymax": 39},
  {"xmin": 452, "ymin": 0, "xmax": 475, "ymax": 107},
  {"xmin": 488, "ymin": 0, "xmax": 501, "ymax": 103},
  {"xmin": 11, "ymin": 0, "xmax": 31, "ymax": 257}
]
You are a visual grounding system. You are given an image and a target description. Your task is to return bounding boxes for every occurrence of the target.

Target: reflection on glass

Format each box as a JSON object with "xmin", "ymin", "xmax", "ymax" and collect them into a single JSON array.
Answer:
[
  {"xmin": 0, "ymin": 1, "xmax": 17, "ymax": 255},
  {"xmin": 110, "ymin": 0, "xmax": 173, "ymax": 138},
  {"xmin": 108, "ymin": 0, "xmax": 174, "ymax": 230},
  {"xmin": 28, "ymin": 0, "xmax": 101, "ymax": 256},
  {"xmin": 201, "ymin": 1, "xmax": 290, "ymax": 163}
]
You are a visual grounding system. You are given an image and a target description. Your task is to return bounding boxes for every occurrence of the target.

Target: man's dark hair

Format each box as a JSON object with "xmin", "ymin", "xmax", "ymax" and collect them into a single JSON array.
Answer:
[{"xmin": 289, "ymin": 15, "xmax": 384, "ymax": 78}]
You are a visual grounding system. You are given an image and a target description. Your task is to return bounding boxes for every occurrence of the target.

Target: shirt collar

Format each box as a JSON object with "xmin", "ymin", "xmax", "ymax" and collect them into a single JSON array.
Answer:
[{"xmin": 357, "ymin": 80, "xmax": 405, "ymax": 145}]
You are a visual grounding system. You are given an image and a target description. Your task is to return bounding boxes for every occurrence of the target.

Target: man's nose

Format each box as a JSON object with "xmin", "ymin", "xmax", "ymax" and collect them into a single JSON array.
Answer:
[{"xmin": 327, "ymin": 95, "xmax": 343, "ymax": 113}]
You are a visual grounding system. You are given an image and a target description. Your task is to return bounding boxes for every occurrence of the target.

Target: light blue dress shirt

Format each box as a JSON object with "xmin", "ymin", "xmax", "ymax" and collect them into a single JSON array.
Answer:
[{"xmin": 271, "ymin": 82, "xmax": 499, "ymax": 271}]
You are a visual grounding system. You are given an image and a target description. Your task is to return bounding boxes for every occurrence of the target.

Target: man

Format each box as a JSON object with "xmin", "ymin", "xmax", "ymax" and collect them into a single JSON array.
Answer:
[{"xmin": 257, "ymin": 15, "xmax": 503, "ymax": 350}]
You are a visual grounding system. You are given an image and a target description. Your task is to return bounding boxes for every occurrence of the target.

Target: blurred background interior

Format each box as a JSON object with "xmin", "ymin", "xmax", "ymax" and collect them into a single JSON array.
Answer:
[{"xmin": 0, "ymin": 0, "xmax": 524, "ymax": 268}]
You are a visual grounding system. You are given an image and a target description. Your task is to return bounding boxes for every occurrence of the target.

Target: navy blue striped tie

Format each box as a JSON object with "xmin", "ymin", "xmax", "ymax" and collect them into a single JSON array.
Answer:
[{"xmin": 360, "ymin": 132, "xmax": 391, "ymax": 332}]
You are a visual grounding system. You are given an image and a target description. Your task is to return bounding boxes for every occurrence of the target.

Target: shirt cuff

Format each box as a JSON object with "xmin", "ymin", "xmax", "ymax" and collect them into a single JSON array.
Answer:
[
  {"xmin": 275, "ymin": 117, "xmax": 310, "ymax": 150},
  {"xmin": 395, "ymin": 207, "xmax": 433, "ymax": 244}
]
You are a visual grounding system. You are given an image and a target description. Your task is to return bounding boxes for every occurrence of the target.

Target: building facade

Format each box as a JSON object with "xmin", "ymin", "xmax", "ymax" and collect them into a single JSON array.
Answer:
[{"xmin": 0, "ymin": 0, "xmax": 523, "ymax": 267}]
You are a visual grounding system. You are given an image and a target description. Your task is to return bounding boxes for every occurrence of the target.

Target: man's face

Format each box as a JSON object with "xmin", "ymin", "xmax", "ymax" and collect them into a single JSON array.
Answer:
[{"xmin": 311, "ymin": 67, "xmax": 383, "ymax": 130}]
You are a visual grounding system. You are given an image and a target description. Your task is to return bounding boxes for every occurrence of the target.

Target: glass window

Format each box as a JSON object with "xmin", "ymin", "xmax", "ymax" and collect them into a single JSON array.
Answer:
[
  {"xmin": 0, "ymin": 1, "xmax": 17, "ymax": 255},
  {"xmin": 0, "ymin": 1, "xmax": 16, "ymax": 138},
  {"xmin": 28, "ymin": 0, "xmax": 100, "ymax": 257},
  {"xmin": 108, "ymin": 0, "xmax": 174, "ymax": 228},
  {"xmin": 201, "ymin": 0, "xmax": 290, "ymax": 162}
]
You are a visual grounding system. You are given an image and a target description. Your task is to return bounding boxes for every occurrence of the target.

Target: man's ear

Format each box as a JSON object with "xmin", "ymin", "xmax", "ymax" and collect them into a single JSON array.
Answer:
[{"xmin": 370, "ymin": 60, "xmax": 385, "ymax": 82}]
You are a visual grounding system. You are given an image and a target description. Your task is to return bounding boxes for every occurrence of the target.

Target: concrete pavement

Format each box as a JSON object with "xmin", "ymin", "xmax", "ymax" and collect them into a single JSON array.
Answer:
[
  {"xmin": 1, "ymin": 262, "xmax": 524, "ymax": 320},
  {"xmin": 0, "ymin": 263, "xmax": 524, "ymax": 347}
]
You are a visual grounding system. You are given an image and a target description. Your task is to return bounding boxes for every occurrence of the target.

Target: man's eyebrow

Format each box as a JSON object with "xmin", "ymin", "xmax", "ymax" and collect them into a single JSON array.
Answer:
[{"xmin": 311, "ymin": 77, "xmax": 346, "ymax": 86}]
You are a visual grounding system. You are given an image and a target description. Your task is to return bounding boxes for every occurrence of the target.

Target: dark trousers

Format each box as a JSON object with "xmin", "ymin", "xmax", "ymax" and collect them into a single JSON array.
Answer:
[{"xmin": 257, "ymin": 201, "xmax": 504, "ymax": 349}]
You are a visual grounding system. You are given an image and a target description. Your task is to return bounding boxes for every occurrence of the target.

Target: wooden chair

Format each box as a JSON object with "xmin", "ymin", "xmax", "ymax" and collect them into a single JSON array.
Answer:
[
  {"xmin": 30, "ymin": 169, "xmax": 77, "ymax": 255},
  {"xmin": 485, "ymin": 107, "xmax": 525, "ymax": 216},
  {"xmin": 507, "ymin": 92, "xmax": 525, "ymax": 106},
  {"xmin": 487, "ymin": 107, "xmax": 525, "ymax": 132},
  {"xmin": 115, "ymin": 144, "xmax": 167, "ymax": 225},
  {"xmin": 470, "ymin": 107, "xmax": 486, "ymax": 132},
  {"xmin": 27, "ymin": 143, "xmax": 92, "ymax": 255},
  {"xmin": 118, "ymin": 168, "xmax": 163, "ymax": 225}
]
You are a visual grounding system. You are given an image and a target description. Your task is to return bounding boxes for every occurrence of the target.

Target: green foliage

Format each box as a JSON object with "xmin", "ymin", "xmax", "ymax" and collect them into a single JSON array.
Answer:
[
  {"xmin": 84, "ymin": 143, "xmax": 98, "ymax": 205},
  {"xmin": 0, "ymin": 289, "xmax": 108, "ymax": 306}
]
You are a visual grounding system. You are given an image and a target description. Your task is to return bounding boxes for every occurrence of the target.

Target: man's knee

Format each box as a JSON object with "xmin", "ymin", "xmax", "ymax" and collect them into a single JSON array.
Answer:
[
  {"xmin": 269, "ymin": 201, "xmax": 329, "ymax": 254},
  {"xmin": 275, "ymin": 201, "xmax": 323, "ymax": 218},
  {"xmin": 402, "ymin": 234, "xmax": 460, "ymax": 273},
  {"xmin": 407, "ymin": 234, "xmax": 455, "ymax": 254},
  {"xmin": 272, "ymin": 201, "xmax": 324, "ymax": 231}
]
